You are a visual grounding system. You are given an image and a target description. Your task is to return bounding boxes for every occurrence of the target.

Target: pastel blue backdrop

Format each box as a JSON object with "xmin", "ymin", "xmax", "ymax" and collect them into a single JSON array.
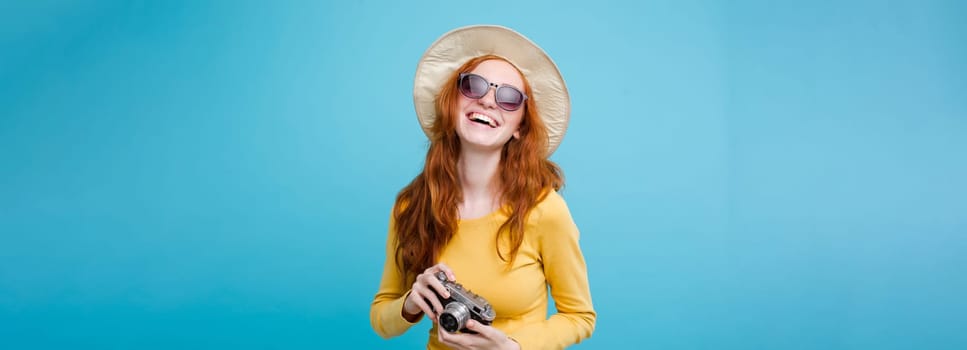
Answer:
[{"xmin": 2, "ymin": 1, "xmax": 965, "ymax": 349}]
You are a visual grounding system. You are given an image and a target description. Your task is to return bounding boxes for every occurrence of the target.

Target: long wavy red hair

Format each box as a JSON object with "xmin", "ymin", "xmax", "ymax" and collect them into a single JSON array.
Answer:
[{"xmin": 394, "ymin": 55, "xmax": 564, "ymax": 277}]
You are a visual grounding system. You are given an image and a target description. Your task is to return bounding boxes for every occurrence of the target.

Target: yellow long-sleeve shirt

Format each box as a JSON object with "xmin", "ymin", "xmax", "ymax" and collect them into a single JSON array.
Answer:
[{"xmin": 370, "ymin": 190, "xmax": 596, "ymax": 349}]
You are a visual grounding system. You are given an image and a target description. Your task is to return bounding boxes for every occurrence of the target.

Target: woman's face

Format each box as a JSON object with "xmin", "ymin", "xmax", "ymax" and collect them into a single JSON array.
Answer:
[{"xmin": 453, "ymin": 59, "xmax": 526, "ymax": 153}]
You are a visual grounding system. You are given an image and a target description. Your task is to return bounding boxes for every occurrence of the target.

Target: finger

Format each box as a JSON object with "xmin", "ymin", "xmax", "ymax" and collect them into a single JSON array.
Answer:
[
  {"xmin": 436, "ymin": 326, "xmax": 455, "ymax": 347},
  {"xmin": 424, "ymin": 295, "xmax": 443, "ymax": 319},
  {"xmin": 413, "ymin": 273, "xmax": 446, "ymax": 314},
  {"xmin": 409, "ymin": 278, "xmax": 433, "ymax": 313},
  {"xmin": 409, "ymin": 290, "xmax": 436, "ymax": 320},
  {"xmin": 421, "ymin": 272, "xmax": 451, "ymax": 300},
  {"xmin": 466, "ymin": 320, "xmax": 502, "ymax": 340},
  {"xmin": 465, "ymin": 320, "xmax": 490, "ymax": 337},
  {"xmin": 434, "ymin": 262, "xmax": 456, "ymax": 281},
  {"xmin": 419, "ymin": 267, "xmax": 451, "ymax": 298},
  {"xmin": 437, "ymin": 326, "xmax": 471, "ymax": 349},
  {"xmin": 417, "ymin": 282, "xmax": 446, "ymax": 315}
]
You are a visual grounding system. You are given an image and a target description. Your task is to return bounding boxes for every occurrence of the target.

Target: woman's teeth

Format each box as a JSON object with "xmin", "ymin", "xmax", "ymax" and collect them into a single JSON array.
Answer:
[{"xmin": 470, "ymin": 112, "xmax": 496, "ymax": 127}]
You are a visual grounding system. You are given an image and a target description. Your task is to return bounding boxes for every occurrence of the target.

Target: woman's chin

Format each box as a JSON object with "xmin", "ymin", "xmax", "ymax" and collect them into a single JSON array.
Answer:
[{"xmin": 457, "ymin": 138, "xmax": 507, "ymax": 153}]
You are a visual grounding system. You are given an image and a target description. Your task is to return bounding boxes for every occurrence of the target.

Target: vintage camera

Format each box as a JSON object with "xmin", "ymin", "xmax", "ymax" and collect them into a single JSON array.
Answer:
[{"xmin": 433, "ymin": 272, "xmax": 496, "ymax": 333}]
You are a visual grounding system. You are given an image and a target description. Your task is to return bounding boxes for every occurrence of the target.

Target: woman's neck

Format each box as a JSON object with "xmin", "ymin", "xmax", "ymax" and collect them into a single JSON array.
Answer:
[{"xmin": 457, "ymin": 148, "xmax": 501, "ymax": 218}]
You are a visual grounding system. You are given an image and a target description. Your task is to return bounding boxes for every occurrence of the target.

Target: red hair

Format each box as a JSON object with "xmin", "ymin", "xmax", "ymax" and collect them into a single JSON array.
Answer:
[{"xmin": 394, "ymin": 55, "xmax": 564, "ymax": 277}]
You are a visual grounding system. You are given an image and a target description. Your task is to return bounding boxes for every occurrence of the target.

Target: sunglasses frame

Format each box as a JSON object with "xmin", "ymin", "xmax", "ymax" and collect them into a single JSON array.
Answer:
[{"xmin": 458, "ymin": 73, "xmax": 529, "ymax": 111}]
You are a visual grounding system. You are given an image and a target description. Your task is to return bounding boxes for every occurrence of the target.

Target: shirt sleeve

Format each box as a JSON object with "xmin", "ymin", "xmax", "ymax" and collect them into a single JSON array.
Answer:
[
  {"xmin": 369, "ymin": 213, "xmax": 421, "ymax": 338},
  {"xmin": 507, "ymin": 193, "xmax": 597, "ymax": 349}
]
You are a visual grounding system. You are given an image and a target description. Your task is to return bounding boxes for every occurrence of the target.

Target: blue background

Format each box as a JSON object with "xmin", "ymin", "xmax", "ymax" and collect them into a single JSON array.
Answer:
[{"xmin": 2, "ymin": 1, "xmax": 965, "ymax": 349}]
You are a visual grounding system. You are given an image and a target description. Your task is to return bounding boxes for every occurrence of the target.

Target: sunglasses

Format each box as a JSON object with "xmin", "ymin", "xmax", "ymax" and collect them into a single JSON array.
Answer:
[{"xmin": 458, "ymin": 73, "xmax": 529, "ymax": 111}]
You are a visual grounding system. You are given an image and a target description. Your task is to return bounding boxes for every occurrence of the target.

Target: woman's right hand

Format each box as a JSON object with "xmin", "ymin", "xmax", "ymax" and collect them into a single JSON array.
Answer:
[{"xmin": 402, "ymin": 263, "xmax": 456, "ymax": 322}]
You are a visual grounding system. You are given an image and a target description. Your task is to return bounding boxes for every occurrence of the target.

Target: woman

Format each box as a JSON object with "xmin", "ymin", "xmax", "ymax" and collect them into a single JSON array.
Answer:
[{"xmin": 371, "ymin": 25, "xmax": 595, "ymax": 350}]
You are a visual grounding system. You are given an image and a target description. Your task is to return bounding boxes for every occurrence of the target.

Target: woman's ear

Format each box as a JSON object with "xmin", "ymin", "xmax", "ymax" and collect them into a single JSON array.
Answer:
[{"xmin": 513, "ymin": 129, "xmax": 520, "ymax": 139}]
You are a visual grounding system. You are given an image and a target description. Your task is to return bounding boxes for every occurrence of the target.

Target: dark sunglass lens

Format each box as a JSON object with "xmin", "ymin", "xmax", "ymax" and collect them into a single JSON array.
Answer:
[
  {"xmin": 496, "ymin": 87, "xmax": 524, "ymax": 111},
  {"xmin": 458, "ymin": 75, "xmax": 474, "ymax": 97},
  {"xmin": 460, "ymin": 74, "xmax": 488, "ymax": 98}
]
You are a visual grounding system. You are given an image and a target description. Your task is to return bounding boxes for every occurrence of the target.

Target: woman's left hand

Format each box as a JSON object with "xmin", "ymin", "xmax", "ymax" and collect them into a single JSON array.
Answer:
[{"xmin": 436, "ymin": 320, "xmax": 520, "ymax": 350}]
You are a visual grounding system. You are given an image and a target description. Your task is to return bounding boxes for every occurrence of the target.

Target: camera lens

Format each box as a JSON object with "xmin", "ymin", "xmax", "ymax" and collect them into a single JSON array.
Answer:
[
  {"xmin": 440, "ymin": 313, "xmax": 458, "ymax": 332},
  {"xmin": 439, "ymin": 303, "xmax": 470, "ymax": 333}
]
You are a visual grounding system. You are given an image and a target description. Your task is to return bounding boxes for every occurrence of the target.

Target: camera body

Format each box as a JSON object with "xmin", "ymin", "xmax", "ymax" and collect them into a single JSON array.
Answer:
[{"xmin": 433, "ymin": 272, "xmax": 496, "ymax": 333}]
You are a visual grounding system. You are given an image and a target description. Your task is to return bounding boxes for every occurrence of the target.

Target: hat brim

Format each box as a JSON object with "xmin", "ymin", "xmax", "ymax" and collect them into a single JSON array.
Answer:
[{"xmin": 413, "ymin": 25, "xmax": 569, "ymax": 156}]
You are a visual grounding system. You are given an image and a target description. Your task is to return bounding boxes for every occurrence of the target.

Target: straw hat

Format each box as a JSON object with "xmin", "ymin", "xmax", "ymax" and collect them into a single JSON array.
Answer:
[{"xmin": 413, "ymin": 25, "xmax": 570, "ymax": 155}]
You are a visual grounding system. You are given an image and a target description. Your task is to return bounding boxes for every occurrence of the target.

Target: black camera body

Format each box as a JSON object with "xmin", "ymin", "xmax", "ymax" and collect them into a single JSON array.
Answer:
[{"xmin": 433, "ymin": 272, "xmax": 496, "ymax": 333}]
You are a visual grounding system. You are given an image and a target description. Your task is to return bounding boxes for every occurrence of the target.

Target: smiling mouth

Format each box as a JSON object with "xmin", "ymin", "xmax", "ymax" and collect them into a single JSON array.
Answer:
[{"xmin": 469, "ymin": 112, "xmax": 498, "ymax": 128}]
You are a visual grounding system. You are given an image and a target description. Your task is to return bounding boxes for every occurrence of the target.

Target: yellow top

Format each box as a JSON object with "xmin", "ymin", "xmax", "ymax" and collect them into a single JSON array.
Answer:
[{"xmin": 370, "ymin": 190, "xmax": 596, "ymax": 349}]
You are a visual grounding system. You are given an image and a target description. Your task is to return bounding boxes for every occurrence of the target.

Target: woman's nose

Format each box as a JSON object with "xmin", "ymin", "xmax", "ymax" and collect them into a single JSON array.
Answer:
[{"xmin": 477, "ymin": 86, "xmax": 498, "ymax": 109}]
